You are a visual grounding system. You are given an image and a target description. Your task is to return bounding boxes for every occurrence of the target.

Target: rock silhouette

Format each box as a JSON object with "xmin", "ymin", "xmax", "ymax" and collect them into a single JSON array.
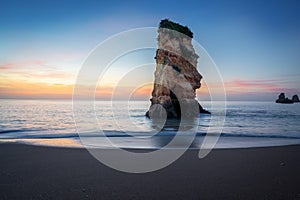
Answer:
[
  {"xmin": 146, "ymin": 19, "xmax": 210, "ymax": 119},
  {"xmin": 275, "ymin": 93, "xmax": 293, "ymax": 104},
  {"xmin": 292, "ymin": 95, "xmax": 300, "ymax": 103}
]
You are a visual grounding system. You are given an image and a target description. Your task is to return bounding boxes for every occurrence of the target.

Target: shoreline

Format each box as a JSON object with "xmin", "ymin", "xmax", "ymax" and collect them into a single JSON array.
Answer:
[
  {"xmin": 2, "ymin": 139, "xmax": 300, "ymax": 150},
  {"xmin": 1, "ymin": 143, "xmax": 300, "ymax": 199},
  {"xmin": 1, "ymin": 135, "xmax": 300, "ymax": 150}
]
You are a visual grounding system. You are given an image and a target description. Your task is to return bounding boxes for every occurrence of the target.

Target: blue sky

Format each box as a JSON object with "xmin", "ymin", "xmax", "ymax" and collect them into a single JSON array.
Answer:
[{"xmin": 0, "ymin": 0, "xmax": 299, "ymax": 100}]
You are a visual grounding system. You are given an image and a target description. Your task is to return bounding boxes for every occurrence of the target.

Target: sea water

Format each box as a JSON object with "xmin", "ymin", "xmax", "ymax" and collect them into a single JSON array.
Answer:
[{"xmin": 0, "ymin": 99, "xmax": 300, "ymax": 149}]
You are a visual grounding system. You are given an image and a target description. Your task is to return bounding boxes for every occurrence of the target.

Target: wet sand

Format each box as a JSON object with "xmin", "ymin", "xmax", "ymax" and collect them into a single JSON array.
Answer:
[{"xmin": 0, "ymin": 143, "xmax": 299, "ymax": 199}]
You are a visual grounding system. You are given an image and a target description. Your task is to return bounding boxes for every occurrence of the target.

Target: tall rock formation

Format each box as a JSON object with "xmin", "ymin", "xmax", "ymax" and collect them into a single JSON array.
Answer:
[{"xmin": 146, "ymin": 19, "xmax": 210, "ymax": 119}]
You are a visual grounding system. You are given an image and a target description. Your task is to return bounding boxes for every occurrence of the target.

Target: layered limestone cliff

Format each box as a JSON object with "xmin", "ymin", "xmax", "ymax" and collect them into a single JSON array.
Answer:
[{"xmin": 146, "ymin": 19, "xmax": 210, "ymax": 119}]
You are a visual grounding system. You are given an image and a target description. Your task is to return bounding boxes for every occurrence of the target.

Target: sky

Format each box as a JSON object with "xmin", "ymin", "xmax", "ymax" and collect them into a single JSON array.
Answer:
[{"xmin": 0, "ymin": 0, "xmax": 300, "ymax": 101}]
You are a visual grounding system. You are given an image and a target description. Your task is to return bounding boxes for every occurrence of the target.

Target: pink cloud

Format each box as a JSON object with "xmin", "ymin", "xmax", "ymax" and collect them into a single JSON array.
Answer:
[
  {"xmin": 224, "ymin": 79, "xmax": 299, "ymax": 94},
  {"xmin": 0, "ymin": 60, "xmax": 46, "ymax": 70},
  {"xmin": 225, "ymin": 79, "xmax": 279, "ymax": 91}
]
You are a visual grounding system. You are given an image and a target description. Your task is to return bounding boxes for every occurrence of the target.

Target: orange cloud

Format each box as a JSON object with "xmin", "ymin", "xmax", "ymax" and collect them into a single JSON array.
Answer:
[
  {"xmin": 0, "ymin": 59, "xmax": 76, "ymax": 87},
  {"xmin": 95, "ymin": 84, "xmax": 153, "ymax": 100},
  {"xmin": 0, "ymin": 80, "xmax": 74, "ymax": 99},
  {"xmin": 1, "ymin": 61, "xmax": 298, "ymax": 101}
]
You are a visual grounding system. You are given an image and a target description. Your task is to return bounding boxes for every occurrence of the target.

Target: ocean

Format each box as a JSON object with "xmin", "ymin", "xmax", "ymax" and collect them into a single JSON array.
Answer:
[{"xmin": 1, "ymin": 99, "xmax": 300, "ymax": 149}]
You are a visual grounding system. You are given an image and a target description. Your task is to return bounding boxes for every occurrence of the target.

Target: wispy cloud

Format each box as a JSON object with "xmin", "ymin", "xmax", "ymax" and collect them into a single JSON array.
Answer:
[
  {"xmin": 0, "ymin": 59, "xmax": 77, "ymax": 86},
  {"xmin": 0, "ymin": 60, "xmax": 46, "ymax": 70},
  {"xmin": 196, "ymin": 77, "xmax": 300, "ymax": 101},
  {"xmin": 1, "ymin": 57, "xmax": 299, "ymax": 101},
  {"xmin": 224, "ymin": 79, "xmax": 299, "ymax": 93},
  {"xmin": 225, "ymin": 79, "xmax": 279, "ymax": 92},
  {"xmin": 0, "ymin": 80, "xmax": 74, "ymax": 99}
]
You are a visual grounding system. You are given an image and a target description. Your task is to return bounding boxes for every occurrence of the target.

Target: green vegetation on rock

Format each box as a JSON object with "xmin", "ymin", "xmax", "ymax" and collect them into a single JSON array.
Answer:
[{"xmin": 159, "ymin": 19, "xmax": 193, "ymax": 38}]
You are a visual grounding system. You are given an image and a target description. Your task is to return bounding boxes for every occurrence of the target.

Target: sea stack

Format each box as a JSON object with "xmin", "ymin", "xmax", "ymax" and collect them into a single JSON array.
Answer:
[
  {"xmin": 146, "ymin": 19, "xmax": 210, "ymax": 119},
  {"xmin": 292, "ymin": 94, "xmax": 300, "ymax": 103},
  {"xmin": 275, "ymin": 93, "xmax": 293, "ymax": 104}
]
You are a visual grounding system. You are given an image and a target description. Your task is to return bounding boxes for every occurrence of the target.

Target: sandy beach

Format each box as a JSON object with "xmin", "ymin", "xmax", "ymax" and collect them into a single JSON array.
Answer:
[{"xmin": 0, "ymin": 143, "xmax": 299, "ymax": 200}]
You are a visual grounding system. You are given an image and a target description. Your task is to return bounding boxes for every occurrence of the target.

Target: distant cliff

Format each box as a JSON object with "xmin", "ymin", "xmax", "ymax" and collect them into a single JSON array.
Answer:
[{"xmin": 146, "ymin": 19, "xmax": 210, "ymax": 119}]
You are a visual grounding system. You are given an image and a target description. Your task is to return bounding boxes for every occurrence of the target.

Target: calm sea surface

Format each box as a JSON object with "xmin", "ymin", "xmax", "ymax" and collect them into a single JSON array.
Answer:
[{"xmin": 0, "ymin": 99, "xmax": 300, "ymax": 148}]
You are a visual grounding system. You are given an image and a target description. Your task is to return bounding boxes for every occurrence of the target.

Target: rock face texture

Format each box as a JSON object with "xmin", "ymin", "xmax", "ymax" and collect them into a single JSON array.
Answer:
[
  {"xmin": 146, "ymin": 19, "xmax": 210, "ymax": 119},
  {"xmin": 275, "ymin": 93, "xmax": 293, "ymax": 104},
  {"xmin": 292, "ymin": 95, "xmax": 300, "ymax": 103}
]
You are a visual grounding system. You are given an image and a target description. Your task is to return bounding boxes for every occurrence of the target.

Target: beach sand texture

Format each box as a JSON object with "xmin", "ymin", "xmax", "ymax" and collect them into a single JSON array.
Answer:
[{"xmin": 0, "ymin": 143, "xmax": 299, "ymax": 200}]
